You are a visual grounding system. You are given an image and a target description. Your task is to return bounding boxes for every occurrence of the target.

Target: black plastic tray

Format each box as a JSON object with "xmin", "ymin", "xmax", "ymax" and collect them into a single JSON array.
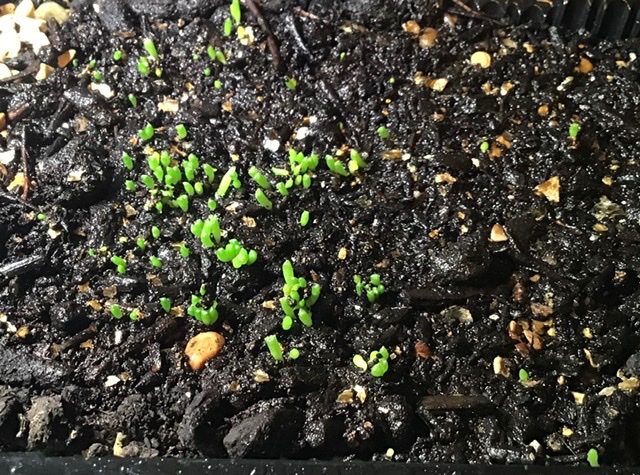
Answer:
[{"xmin": 0, "ymin": 455, "xmax": 637, "ymax": 475}]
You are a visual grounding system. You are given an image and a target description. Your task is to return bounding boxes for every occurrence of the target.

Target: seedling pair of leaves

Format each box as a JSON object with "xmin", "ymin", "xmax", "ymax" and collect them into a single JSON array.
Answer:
[
  {"xmin": 280, "ymin": 259, "xmax": 321, "ymax": 329},
  {"xmin": 353, "ymin": 346, "xmax": 390, "ymax": 378}
]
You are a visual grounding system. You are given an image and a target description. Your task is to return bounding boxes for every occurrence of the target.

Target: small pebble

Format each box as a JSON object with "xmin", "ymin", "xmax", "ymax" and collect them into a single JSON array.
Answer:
[
  {"xmin": 185, "ymin": 331, "xmax": 225, "ymax": 371},
  {"xmin": 402, "ymin": 20, "xmax": 420, "ymax": 35},
  {"xmin": 470, "ymin": 51, "xmax": 492, "ymax": 68},
  {"xmin": 489, "ymin": 224, "xmax": 508, "ymax": 242},
  {"xmin": 578, "ymin": 57, "xmax": 593, "ymax": 74},
  {"xmin": 419, "ymin": 28, "xmax": 437, "ymax": 48}
]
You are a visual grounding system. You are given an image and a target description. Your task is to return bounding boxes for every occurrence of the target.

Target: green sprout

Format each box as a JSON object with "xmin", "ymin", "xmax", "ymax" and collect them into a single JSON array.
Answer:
[
  {"xmin": 143, "ymin": 38, "xmax": 159, "ymax": 60},
  {"xmin": 518, "ymin": 368, "xmax": 529, "ymax": 382},
  {"xmin": 174, "ymin": 194, "xmax": 189, "ymax": 212},
  {"xmin": 203, "ymin": 67, "xmax": 211, "ymax": 76},
  {"xmin": 569, "ymin": 122, "xmax": 581, "ymax": 140},
  {"xmin": 265, "ymin": 335, "xmax": 283, "ymax": 361},
  {"xmin": 152, "ymin": 226, "xmax": 161, "ymax": 239},
  {"xmin": 137, "ymin": 56, "xmax": 150, "ymax": 75},
  {"xmin": 300, "ymin": 210, "xmax": 310, "ymax": 227},
  {"xmin": 176, "ymin": 124, "xmax": 188, "ymax": 140},
  {"xmin": 224, "ymin": 17, "xmax": 233, "ymax": 36},
  {"xmin": 125, "ymin": 180, "xmax": 136, "ymax": 191},
  {"xmin": 207, "ymin": 46, "xmax": 226, "ymax": 64},
  {"xmin": 110, "ymin": 304, "xmax": 123, "ymax": 319},
  {"xmin": 587, "ymin": 448, "xmax": 599, "ymax": 468},
  {"xmin": 150, "ymin": 256, "xmax": 162, "ymax": 268},
  {"xmin": 160, "ymin": 297, "xmax": 172, "ymax": 313},
  {"xmin": 179, "ymin": 243, "xmax": 190, "ymax": 258},
  {"xmin": 207, "ymin": 198, "xmax": 217, "ymax": 211},
  {"xmin": 353, "ymin": 346, "xmax": 390, "ymax": 377},
  {"xmin": 249, "ymin": 166, "xmax": 272, "ymax": 189},
  {"xmin": 88, "ymin": 249, "xmax": 96, "ymax": 257},
  {"xmin": 122, "ymin": 152, "xmax": 134, "ymax": 170},
  {"xmin": 480, "ymin": 141, "xmax": 489, "ymax": 153},
  {"xmin": 289, "ymin": 348, "xmax": 300, "ymax": 360},
  {"xmin": 187, "ymin": 294, "xmax": 218, "ymax": 325},
  {"xmin": 354, "ymin": 273, "xmax": 385, "ymax": 303},
  {"xmin": 377, "ymin": 126, "xmax": 390, "ymax": 139},
  {"xmin": 280, "ymin": 259, "xmax": 320, "ymax": 328},
  {"xmin": 129, "ymin": 308, "xmax": 141, "ymax": 321},
  {"xmin": 93, "ymin": 71, "xmax": 103, "ymax": 81},
  {"xmin": 192, "ymin": 215, "xmax": 222, "ymax": 248},
  {"xmin": 348, "ymin": 149, "xmax": 366, "ymax": 174},
  {"xmin": 113, "ymin": 50, "xmax": 123, "ymax": 61},
  {"xmin": 255, "ymin": 189, "xmax": 273, "ymax": 210},
  {"xmin": 325, "ymin": 155, "xmax": 349, "ymax": 177},
  {"xmin": 139, "ymin": 123, "xmax": 154, "ymax": 141},
  {"xmin": 136, "ymin": 238, "xmax": 146, "ymax": 251},
  {"xmin": 128, "ymin": 94, "xmax": 138, "ymax": 107},
  {"xmin": 285, "ymin": 77, "xmax": 298, "ymax": 91},
  {"xmin": 215, "ymin": 239, "xmax": 257, "ymax": 268},
  {"xmin": 214, "ymin": 79, "xmax": 223, "ymax": 89},
  {"xmin": 110, "ymin": 255, "xmax": 127, "ymax": 274},
  {"xmin": 88, "ymin": 59, "xmax": 96, "ymax": 69},
  {"xmin": 217, "ymin": 166, "xmax": 240, "ymax": 197},
  {"xmin": 203, "ymin": 164, "xmax": 216, "ymax": 183},
  {"xmin": 230, "ymin": 0, "xmax": 241, "ymax": 25},
  {"xmin": 37, "ymin": 213, "xmax": 46, "ymax": 221}
]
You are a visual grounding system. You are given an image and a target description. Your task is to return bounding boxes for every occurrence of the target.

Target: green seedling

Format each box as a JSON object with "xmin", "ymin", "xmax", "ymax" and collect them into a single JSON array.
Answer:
[
  {"xmin": 265, "ymin": 334, "xmax": 283, "ymax": 361},
  {"xmin": 354, "ymin": 273, "xmax": 385, "ymax": 303}
]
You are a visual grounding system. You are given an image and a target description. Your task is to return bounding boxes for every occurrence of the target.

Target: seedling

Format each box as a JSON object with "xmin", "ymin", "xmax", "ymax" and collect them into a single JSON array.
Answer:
[
  {"xmin": 188, "ymin": 293, "xmax": 219, "ymax": 325},
  {"xmin": 230, "ymin": 0, "xmax": 241, "ymax": 25},
  {"xmin": 176, "ymin": 124, "xmax": 188, "ymax": 140},
  {"xmin": 217, "ymin": 166, "xmax": 241, "ymax": 197},
  {"xmin": 129, "ymin": 308, "xmax": 141, "ymax": 321},
  {"xmin": 265, "ymin": 334, "xmax": 283, "ymax": 361},
  {"xmin": 137, "ymin": 56, "xmax": 150, "ymax": 75},
  {"xmin": 214, "ymin": 79, "xmax": 223, "ymax": 89},
  {"xmin": 128, "ymin": 94, "xmax": 138, "ymax": 107},
  {"xmin": 569, "ymin": 122, "xmax": 581, "ymax": 140},
  {"xmin": 110, "ymin": 255, "xmax": 127, "ymax": 274},
  {"xmin": 125, "ymin": 180, "xmax": 136, "ymax": 191},
  {"xmin": 224, "ymin": 18, "xmax": 233, "ymax": 36},
  {"xmin": 215, "ymin": 239, "xmax": 258, "ymax": 268},
  {"xmin": 280, "ymin": 259, "xmax": 321, "ymax": 328},
  {"xmin": 160, "ymin": 297, "xmax": 172, "ymax": 313},
  {"xmin": 139, "ymin": 123, "xmax": 154, "ymax": 141},
  {"xmin": 587, "ymin": 448, "xmax": 599, "ymax": 468},
  {"xmin": 377, "ymin": 126, "xmax": 390, "ymax": 139},
  {"xmin": 518, "ymin": 368, "xmax": 529, "ymax": 382},
  {"xmin": 249, "ymin": 166, "xmax": 272, "ymax": 189},
  {"xmin": 353, "ymin": 346, "xmax": 390, "ymax": 378},
  {"xmin": 285, "ymin": 77, "xmax": 298, "ymax": 91},
  {"xmin": 150, "ymin": 256, "xmax": 162, "ymax": 268},
  {"xmin": 136, "ymin": 238, "xmax": 146, "ymax": 251},
  {"xmin": 203, "ymin": 67, "xmax": 211, "ymax": 76},
  {"xmin": 122, "ymin": 152, "xmax": 134, "ymax": 170},
  {"xmin": 110, "ymin": 304, "xmax": 123, "ymax": 319},
  {"xmin": 354, "ymin": 273, "xmax": 385, "ymax": 303},
  {"xmin": 113, "ymin": 50, "xmax": 123, "ymax": 61},
  {"xmin": 289, "ymin": 348, "xmax": 300, "ymax": 360},
  {"xmin": 300, "ymin": 210, "xmax": 310, "ymax": 227},
  {"xmin": 37, "ymin": 213, "xmax": 46, "ymax": 221},
  {"xmin": 255, "ymin": 189, "xmax": 273, "ymax": 210},
  {"xmin": 143, "ymin": 38, "xmax": 159, "ymax": 60},
  {"xmin": 180, "ymin": 243, "xmax": 190, "ymax": 258},
  {"xmin": 93, "ymin": 71, "xmax": 103, "ymax": 81},
  {"xmin": 152, "ymin": 226, "xmax": 161, "ymax": 239},
  {"xmin": 480, "ymin": 141, "xmax": 489, "ymax": 153},
  {"xmin": 325, "ymin": 155, "xmax": 349, "ymax": 177}
]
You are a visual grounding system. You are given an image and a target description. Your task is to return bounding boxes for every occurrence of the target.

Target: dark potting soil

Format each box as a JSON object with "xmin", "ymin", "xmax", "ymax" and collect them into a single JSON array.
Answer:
[{"xmin": 1, "ymin": 0, "xmax": 640, "ymax": 467}]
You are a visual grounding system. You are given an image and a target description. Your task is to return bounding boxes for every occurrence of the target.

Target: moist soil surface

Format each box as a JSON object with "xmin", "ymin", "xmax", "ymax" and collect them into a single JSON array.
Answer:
[{"xmin": 1, "ymin": 0, "xmax": 640, "ymax": 467}]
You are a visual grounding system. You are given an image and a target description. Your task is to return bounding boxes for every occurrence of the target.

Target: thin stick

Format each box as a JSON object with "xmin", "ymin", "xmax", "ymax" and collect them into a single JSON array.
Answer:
[
  {"xmin": 20, "ymin": 129, "xmax": 29, "ymax": 200},
  {"xmin": 243, "ymin": 0, "xmax": 282, "ymax": 71}
]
